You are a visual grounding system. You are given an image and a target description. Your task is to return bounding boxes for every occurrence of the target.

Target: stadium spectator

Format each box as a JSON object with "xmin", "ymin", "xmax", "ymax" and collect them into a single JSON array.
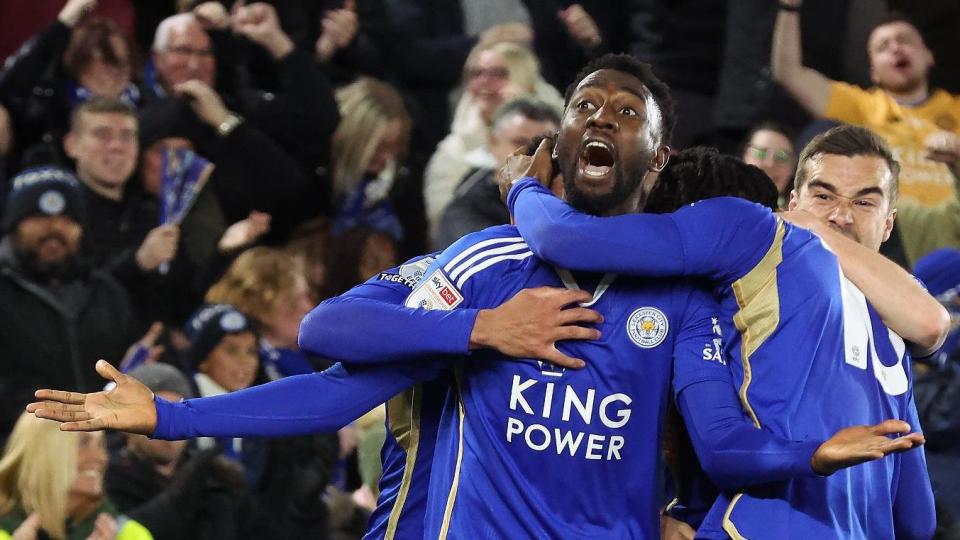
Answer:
[
  {"xmin": 437, "ymin": 97, "xmax": 559, "ymax": 248},
  {"xmin": 284, "ymin": 216, "xmax": 332, "ymax": 303},
  {"xmin": 772, "ymin": 3, "xmax": 960, "ymax": 210},
  {"xmin": 0, "ymin": 413, "xmax": 151, "ymax": 540},
  {"xmin": 739, "ymin": 121, "xmax": 796, "ymax": 206},
  {"xmin": 0, "ymin": 166, "xmax": 136, "ymax": 436},
  {"xmin": 329, "ymin": 78, "xmax": 412, "ymax": 243},
  {"xmin": 0, "ymin": 0, "xmax": 139, "ymax": 170},
  {"xmin": 423, "ymin": 40, "xmax": 561, "ymax": 243}
]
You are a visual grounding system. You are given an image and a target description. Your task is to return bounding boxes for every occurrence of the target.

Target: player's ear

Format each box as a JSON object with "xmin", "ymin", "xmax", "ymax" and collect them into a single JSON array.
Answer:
[
  {"xmin": 787, "ymin": 190, "xmax": 799, "ymax": 210},
  {"xmin": 650, "ymin": 146, "xmax": 670, "ymax": 173}
]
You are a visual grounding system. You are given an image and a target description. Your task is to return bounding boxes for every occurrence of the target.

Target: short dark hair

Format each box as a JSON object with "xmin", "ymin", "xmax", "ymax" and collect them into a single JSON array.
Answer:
[
  {"xmin": 70, "ymin": 96, "xmax": 137, "ymax": 131},
  {"xmin": 870, "ymin": 11, "xmax": 922, "ymax": 40},
  {"xmin": 644, "ymin": 146, "xmax": 779, "ymax": 214},
  {"xmin": 492, "ymin": 97, "xmax": 561, "ymax": 131},
  {"xmin": 795, "ymin": 125, "xmax": 900, "ymax": 205},
  {"xmin": 564, "ymin": 53, "xmax": 676, "ymax": 145},
  {"xmin": 738, "ymin": 120, "xmax": 795, "ymax": 159}
]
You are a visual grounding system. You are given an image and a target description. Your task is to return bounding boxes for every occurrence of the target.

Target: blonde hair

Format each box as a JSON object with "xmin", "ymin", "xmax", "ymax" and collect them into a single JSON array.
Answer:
[
  {"xmin": 0, "ymin": 414, "xmax": 78, "ymax": 540},
  {"xmin": 331, "ymin": 78, "xmax": 412, "ymax": 198},
  {"xmin": 206, "ymin": 247, "xmax": 306, "ymax": 326},
  {"xmin": 463, "ymin": 41, "xmax": 541, "ymax": 96}
]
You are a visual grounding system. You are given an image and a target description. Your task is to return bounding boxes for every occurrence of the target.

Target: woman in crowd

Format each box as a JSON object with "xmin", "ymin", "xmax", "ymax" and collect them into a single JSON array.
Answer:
[
  {"xmin": 0, "ymin": 413, "xmax": 151, "ymax": 540},
  {"xmin": 423, "ymin": 40, "xmax": 562, "ymax": 241},
  {"xmin": 739, "ymin": 122, "xmax": 796, "ymax": 207},
  {"xmin": 330, "ymin": 77, "xmax": 412, "ymax": 243}
]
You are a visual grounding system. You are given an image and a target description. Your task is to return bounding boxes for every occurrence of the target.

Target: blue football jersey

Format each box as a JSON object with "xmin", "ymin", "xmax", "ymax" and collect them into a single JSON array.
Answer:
[
  {"xmin": 403, "ymin": 225, "xmax": 726, "ymax": 539},
  {"xmin": 509, "ymin": 180, "xmax": 936, "ymax": 539}
]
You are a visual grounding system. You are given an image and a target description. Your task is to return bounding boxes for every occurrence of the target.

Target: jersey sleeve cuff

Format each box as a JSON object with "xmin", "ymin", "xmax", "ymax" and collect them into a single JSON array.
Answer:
[
  {"xmin": 507, "ymin": 177, "xmax": 547, "ymax": 215},
  {"xmin": 151, "ymin": 395, "xmax": 191, "ymax": 440}
]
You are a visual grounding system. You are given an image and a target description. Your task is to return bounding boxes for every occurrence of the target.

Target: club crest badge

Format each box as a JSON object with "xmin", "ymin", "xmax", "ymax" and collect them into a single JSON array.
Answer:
[
  {"xmin": 626, "ymin": 307, "xmax": 669, "ymax": 349},
  {"xmin": 38, "ymin": 190, "xmax": 66, "ymax": 215}
]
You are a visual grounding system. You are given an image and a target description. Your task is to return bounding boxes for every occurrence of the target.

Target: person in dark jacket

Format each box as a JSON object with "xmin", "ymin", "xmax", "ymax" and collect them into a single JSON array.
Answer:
[
  {"xmin": 437, "ymin": 97, "xmax": 558, "ymax": 248},
  {"xmin": 0, "ymin": 166, "xmax": 137, "ymax": 438}
]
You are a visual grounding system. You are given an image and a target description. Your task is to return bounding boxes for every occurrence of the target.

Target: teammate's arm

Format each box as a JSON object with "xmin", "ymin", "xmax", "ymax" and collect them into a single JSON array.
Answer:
[
  {"xmin": 672, "ymin": 289, "xmax": 925, "ymax": 490},
  {"xmin": 299, "ymin": 258, "xmax": 601, "ymax": 368},
  {"xmin": 770, "ymin": 0, "xmax": 832, "ymax": 116},
  {"xmin": 782, "ymin": 211, "xmax": 950, "ymax": 356},
  {"xmin": 508, "ymin": 178, "xmax": 772, "ymax": 284},
  {"xmin": 28, "ymin": 358, "xmax": 443, "ymax": 439}
]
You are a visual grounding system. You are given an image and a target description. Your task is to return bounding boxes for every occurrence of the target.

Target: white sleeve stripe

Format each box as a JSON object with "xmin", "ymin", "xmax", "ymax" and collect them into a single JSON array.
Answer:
[
  {"xmin": 448, "ymin": 242, "xmax": 530, "ymax": 281},
  {"xmin": 443, "ymin": 237, "xmax": 525, "ymax": 273},
  {"xmin": 455, "ymin": 251, "xmax": 533, "ymax": 289}
]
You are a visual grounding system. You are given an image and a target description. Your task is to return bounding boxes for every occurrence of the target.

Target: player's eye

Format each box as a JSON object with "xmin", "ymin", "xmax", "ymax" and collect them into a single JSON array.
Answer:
[
  {"xmin": 577, "ymin": 100, "xmax": 596, "ymax": 112},
  {"xmin": 814, "ymin": 193, "xmax": 833, "ymax": 201},
  {"xmin": 620, "ymin": 107, "xmax": 638, "ymax": 117},
  {"xmin": 855, "ymin": 199, "xmax": 877, "ymax": 208}
]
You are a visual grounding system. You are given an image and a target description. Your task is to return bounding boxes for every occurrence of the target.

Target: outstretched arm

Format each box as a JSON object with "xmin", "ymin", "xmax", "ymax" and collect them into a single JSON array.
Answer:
[
  {"xmin": 782, "ymin": 210, "xmax": 950, "ymax": 356},
  {"xmin": 28, "ymin": 359, "xmax": 441, "ymax": 439},
  {"xmin": 770, "ymin": 0, "xmax": 831, "ymax": 116}
]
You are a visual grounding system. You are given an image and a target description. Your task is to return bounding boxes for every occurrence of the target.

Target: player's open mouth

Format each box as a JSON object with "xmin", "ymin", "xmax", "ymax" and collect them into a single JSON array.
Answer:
[
  {"xmin": 580, "ymin": 140, "xmax": 616, "ymax": 178},
  {"xmin": 894, "ymin": 58, "xmax": 911, "ymax": 71}
]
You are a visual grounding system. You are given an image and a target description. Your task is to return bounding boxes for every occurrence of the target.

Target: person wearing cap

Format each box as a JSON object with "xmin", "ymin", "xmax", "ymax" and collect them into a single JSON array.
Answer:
[{"xmin": 0, "ymin": 166, "xmax": 137, "ymax": 438}]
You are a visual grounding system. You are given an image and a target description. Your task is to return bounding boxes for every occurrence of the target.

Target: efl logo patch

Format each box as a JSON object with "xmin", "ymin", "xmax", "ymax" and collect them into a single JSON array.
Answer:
[
  {"xmin": 404, "ymin": 269, "xmax": 463, "ymax": 311},
  {"xmin": 626, "ymin": 307, "xmax": 669, "ymax": 349}
]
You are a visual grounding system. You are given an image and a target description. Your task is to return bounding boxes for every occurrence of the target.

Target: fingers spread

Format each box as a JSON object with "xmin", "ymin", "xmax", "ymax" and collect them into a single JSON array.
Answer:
[
  {"xmin": 96, "ymin": 359, "xmax": 123, "ymax": 382},
  {"xmin": 60, "ymin": 418, "xmax": 107, "ymax": 432},
  {"xmin": 556, "ymin": 325, "xmax": 602, "ymax": 342},
  {"xmin": 542, "ymin": 348, "xmax": 586, "ymax": 369},
  {"xmin": 558, "ymin": 307, "xmax": 603, "ymax": 325}
]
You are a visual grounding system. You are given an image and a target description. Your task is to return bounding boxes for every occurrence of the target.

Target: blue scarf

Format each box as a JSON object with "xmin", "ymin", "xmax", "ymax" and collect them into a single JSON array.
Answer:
[{"xmin": 65, "ymin": 79, "xmax": 140, "ymax": 108}]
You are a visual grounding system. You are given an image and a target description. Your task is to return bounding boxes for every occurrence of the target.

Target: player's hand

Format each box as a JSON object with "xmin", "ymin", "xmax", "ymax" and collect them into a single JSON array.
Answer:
[
  {"xmin": 497, "ymin": 137, "xmax": 556, "ymax": 203},
  {"xmin": 136, "ymin": 223, "xmax": 180, "ymax": 271},
  {"xmin": 27, "ymin": 360, "xmax": 158, "ymax": 435},
  {"xmin": 777, "ymin": 209, "xmax": 822, "ymax": 233},
  {"xmin": 58, "ymin": 0, "xmax": 97, "ymax": 28},
  {"xmin": 811, "ymin": 419, "xmax": 925, "ymax": 476},
  {"xmin": 174, "ymin": 79, "xmax": 230, "ymax": 127},
  {"xmin": 469, "ymin": 287, "xmax": 603, "ymax": 368}
]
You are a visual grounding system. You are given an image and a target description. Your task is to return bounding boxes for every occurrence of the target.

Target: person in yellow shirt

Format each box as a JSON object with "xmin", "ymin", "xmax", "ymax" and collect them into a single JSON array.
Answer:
[{"xmin": 772, "ymin": 0, "xmax": 960, "ymax": 210}]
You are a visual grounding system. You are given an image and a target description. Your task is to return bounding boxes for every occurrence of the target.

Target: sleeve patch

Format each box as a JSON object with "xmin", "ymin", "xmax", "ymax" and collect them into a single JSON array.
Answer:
[{"xmin": 405, "ymin": 269, "xmax": 463, "ymax": 310}]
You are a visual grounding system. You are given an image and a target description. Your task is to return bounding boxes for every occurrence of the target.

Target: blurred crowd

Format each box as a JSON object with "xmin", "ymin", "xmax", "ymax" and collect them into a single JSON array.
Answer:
[{"xmin": 0, "ymin": 0, "xmax": 959, "ymax": 538}]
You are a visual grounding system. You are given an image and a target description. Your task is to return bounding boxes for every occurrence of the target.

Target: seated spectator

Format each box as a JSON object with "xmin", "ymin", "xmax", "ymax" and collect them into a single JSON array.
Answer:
[
  {"xmin": 0, "ymin": 412, "xmax": 151, "ymax": 540},
  {"xmin": 438, "ymin": 96, "xmax": 559, "ymax": 248},
  {"xmin": 0, "ymin": 166, "xmax": 136, "ymax": 436},
  {"xmin": 423, "ymin": 40, "xmax": 562, "ymax": 243},
  {"xmin": 739, "ymin": 122, "xmax": 796, "ymax": 207},
  {"xmin": 0, "ymin": 0, "xmax": 139, "ymax": 170},
  {"xmin": 205, "ymin": 247, "xmax": 318, "ymax": 378},
  {"xmin": 330, "ymin": 77, "xmax": 412, "ymax": 242}
]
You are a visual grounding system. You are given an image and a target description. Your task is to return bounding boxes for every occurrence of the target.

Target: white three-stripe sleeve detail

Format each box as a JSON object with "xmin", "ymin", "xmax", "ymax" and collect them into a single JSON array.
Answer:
[
  {"xmin": 443, "ymin": 237, "xmax": 525, "ymax": 274},
  {"xmin": 448, "ymin": 242, "xmax": 529, "ymax": 281},
  {"xmin": 455, "ymin": 252, "xmax": 533, "ymax": 289}
]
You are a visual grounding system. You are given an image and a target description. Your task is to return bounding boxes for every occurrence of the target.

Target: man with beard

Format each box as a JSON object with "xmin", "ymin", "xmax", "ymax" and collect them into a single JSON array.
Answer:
[
  {"xmin": 29, "ymin": 56, "xmax": 923, "ymax": 539},
  {"xmin": 0, "ymin": 166, "xmax": 136, "ymax": 439}
]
